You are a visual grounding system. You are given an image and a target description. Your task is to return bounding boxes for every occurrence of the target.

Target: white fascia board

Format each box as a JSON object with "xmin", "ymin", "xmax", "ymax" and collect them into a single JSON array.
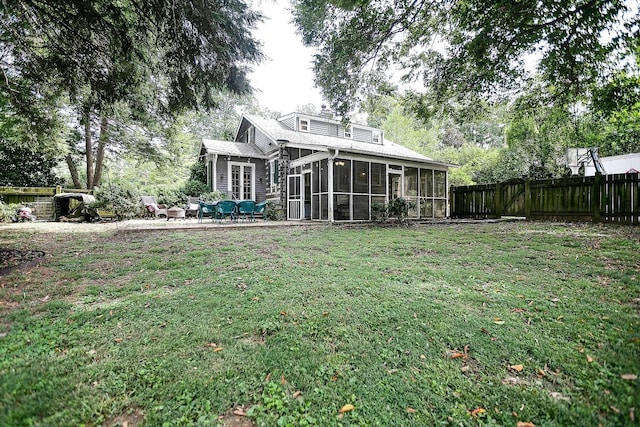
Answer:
[{"xmin": 289, "ymin": 151, "xmax": 332, "ymax": 168}]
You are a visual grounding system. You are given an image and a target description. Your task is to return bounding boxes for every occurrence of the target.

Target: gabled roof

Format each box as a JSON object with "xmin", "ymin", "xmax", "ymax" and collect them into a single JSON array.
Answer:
[
  {"xmin": 243, "ymin": 114, "xmax": 453, "ymax": 167},
  {"xmin": 201, "ymin": 139, "xmax": 269, "ymax": 159}
]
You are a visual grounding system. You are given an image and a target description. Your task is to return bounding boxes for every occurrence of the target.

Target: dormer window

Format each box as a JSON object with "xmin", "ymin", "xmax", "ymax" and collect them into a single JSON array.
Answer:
[
  {"xmin": 344, "ymin": 124, "xmax": 352, "ymax": 139},
  {"xmin": 372, "ymin": 131, "xmax": 381, "ymax": 144},
  {"xmin": 299, "ymin": 118, "xmax": 310, "ymax": 132}
]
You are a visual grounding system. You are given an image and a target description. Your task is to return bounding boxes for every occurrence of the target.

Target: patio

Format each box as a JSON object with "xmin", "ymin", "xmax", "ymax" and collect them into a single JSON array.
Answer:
[{"xmin": 0, "ymin": 218, "xmax": 314, "ymax": 234}]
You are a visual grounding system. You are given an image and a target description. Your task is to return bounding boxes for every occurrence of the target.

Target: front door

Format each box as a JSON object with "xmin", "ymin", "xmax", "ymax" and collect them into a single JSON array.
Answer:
[{"xmin": 388, "ymin": 172, "xmax": 402, "ymax": 201}]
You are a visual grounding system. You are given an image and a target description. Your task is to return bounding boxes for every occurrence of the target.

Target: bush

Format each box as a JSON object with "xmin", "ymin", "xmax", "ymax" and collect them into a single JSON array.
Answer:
[
  {"xmin": 388, "ymin": 197, "xmax": 415, "ymax": 222},
  {"xmin": 93, "ymin": 183, "xmax": 139, "ymax": 220},
  {"xmin": 371, "ymin": 202, "xmax": 388, "ymax": 222},
  {"xmin": 0, "ymin": 201, "xmax": 18, "ymax": 223},
  {"xmin": 264, "ymin": 201, "xmax": 285, "ymax": 221}
]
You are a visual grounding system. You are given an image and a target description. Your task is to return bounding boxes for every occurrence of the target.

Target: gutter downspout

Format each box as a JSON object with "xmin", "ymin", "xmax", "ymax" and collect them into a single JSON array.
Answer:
[{"xmin": 328, "ymin": 149, "xmax": 339, "ymax": 222}]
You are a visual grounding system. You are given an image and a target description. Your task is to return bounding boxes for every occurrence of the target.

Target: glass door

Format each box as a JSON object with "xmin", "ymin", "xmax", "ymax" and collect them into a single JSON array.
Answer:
[{"xmin": 287, "ymin": 175, "xmax": 302, "ymax": 220}]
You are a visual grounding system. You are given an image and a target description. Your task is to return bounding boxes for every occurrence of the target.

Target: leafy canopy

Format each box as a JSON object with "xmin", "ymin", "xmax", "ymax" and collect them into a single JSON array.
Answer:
[{"xmin": 292, "ymin": 0, "xmax": 639, "ymax": 117}]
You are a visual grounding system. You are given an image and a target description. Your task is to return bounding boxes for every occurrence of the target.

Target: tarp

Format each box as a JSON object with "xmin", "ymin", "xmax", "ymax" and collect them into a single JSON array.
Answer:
[{"xmin": 53, "ymin": 193, "xmax": 98, "ymax": 221}]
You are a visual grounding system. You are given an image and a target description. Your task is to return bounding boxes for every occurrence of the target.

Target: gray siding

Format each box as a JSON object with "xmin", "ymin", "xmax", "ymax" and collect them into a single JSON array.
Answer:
[
  {"xmin": 353, "ymin": 127, "xmax": 372, "ymax": 143},
  {"xmin": 254, "ymin": 128, "xmax": 276, "ymax": 154},
  {"xmin": 214, "ymin": 156, "xmax": 267, "ymax": 202},
  {"xmin": 281, "ymin": 116, "xmax": 295, "ymax": 130},
  {"xmin": 309, "ymin": 119, "xmax": 340, "ymax": 137}
]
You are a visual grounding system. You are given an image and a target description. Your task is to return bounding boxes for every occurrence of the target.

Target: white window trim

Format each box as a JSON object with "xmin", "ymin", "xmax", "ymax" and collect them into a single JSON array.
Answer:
[
  {"xmin": 344, "ymin": 124, "xmax": 352, "ymax": 139},
  {"xmin": 299, "ymin": 118, "xmax": 310, "ymax": 133},
  {"xmin": 228, "ymin": 161, "xmax": 256, "ymax": 200},
  {"xmin": 372, "ymin": 131, "xmax": 382, "ymax": 144}
]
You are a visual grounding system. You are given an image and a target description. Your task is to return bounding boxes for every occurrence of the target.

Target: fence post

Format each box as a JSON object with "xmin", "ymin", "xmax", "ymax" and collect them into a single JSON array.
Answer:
[
  {"xmin": 592, "ymin": 173, "xmax": 602, "ymax": 223},
  {"xmin": 494, "ymin": 181, "xmax": 502, "ymax": 218},
  {"xmin": 55, "ymin": 185, "xmax": 62, "ymax": 195},
  {"xmin": 524, "ymin": 179, "xmax": 531, "ymax": 219}
]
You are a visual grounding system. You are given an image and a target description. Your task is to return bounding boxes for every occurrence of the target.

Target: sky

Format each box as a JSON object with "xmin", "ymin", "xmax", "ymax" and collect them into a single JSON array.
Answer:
[{"xmin": 248, "ymin": 1, "xmax": 325, "ymax": 114}]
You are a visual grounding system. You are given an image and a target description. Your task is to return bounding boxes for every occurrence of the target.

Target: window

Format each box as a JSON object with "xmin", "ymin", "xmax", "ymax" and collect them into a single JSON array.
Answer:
[
  {"xmin": 333, "ymin": 159, "xmax": 351, "ymax": 193},
  {"xmin": 299, "ymin": 118, "xmax": 310, "ymax": 132},
  {"xmin": 372, "ymin": 131, "xmax": 381, "ymax": 143},
  {"xmin": 344, "ymin": 124, "xmax": 352, "ymax": 139}
]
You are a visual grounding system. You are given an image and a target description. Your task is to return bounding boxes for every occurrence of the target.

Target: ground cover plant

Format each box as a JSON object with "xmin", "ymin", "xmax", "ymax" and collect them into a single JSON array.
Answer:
[{"xmin": 0, "ymin": 222, "xmax": 638, "ymax": 426}]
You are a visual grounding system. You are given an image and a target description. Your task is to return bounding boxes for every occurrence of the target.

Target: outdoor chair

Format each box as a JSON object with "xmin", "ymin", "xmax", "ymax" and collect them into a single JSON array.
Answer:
[
  {"xmin": 236, "ymin": 200, "xmax": 256, "ymax": 222},
  {"xmin": 254, "ymin": 201, "xmax": 267, "ymax": 220},
  {"xmin": 215, "ymin": 200, "xmax": 237, "ymax": 223},
  {"xmin": 198, "ymin": 201, "xmax": 216, "ymax": 223},
  {"xmin": 141, "ymin": 196, "xmax": 168, "ymax": 218},
  {"xmin": 184, "ymin": 197, "xmax": 200, "ymax": 218}
]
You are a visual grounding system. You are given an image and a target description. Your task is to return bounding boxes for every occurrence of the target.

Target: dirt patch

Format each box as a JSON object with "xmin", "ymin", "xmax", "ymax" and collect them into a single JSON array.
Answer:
[
  {"xmin": 104, "ymin": 407, "xmax": 145, "ymax": 427},
  {"xmin": 0, "ymin": 248, "xmax": 46, "ymax": 275},
  {"xmin": 219, "ymin": 406, "xmax": 254, "ymax": 427}
]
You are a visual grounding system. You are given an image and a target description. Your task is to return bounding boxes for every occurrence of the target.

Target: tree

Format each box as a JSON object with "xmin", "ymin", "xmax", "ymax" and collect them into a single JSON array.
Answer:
[
  {"xmin": 1, "ymin": 0, "xmax": 263, "ymax": 188},
  {"xmin": 292, "ymin": 0, "xmax": 639, "ymax": 118}
]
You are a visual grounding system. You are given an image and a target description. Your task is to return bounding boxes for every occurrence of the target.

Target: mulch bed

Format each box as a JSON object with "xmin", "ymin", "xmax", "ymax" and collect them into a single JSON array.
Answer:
[{"xmin": 0, "ymin": 248, "xmax": 46, "ymax": 275}]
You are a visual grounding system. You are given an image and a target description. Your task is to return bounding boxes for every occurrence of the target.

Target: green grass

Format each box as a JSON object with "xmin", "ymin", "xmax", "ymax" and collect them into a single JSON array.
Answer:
[{"xmin": 0, "ymin": 222, "xmax": 638, "ymax": 426}]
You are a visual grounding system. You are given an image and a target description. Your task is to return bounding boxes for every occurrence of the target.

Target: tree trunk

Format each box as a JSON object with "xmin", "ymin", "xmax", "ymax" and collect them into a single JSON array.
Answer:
[
  {"xmin": 84, "ymin": 107, "xmax": 94, "ymax": 189},
  {"xmin": 92, "ymin": 114, "xmax": 108, "ymax": 188},
  {"xmin": 65, "ymin": 154, "xmax": 83, "ymax": 189}
]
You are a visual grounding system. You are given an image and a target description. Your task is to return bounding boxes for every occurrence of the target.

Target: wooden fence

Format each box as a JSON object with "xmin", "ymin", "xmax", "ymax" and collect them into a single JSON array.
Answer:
[
  {"xmin": 0, "ymin": 186, "xmax": 93, "ymax": 221},
  {"xmin": 450, "ymin": 173, "xmax": 640, "ymax": 224}
]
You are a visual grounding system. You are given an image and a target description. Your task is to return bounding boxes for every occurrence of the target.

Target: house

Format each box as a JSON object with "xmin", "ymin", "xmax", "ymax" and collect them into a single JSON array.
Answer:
[{"xmin": 199, "ymin": 110, "xmax": 453, "ymax": 222}]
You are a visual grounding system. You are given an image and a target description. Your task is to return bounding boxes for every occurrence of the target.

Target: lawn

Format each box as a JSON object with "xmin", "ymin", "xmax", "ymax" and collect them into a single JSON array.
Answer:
[{"xmin": 0, "ymin": 222, "xmax": 638, "ymax": 426}]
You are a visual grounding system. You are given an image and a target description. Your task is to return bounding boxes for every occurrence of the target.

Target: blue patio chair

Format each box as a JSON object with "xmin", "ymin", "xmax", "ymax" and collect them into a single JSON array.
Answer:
[
  {"xmin": 237, "ymin": 200, "xmax": 256, "ymax": 222},
  {"xmin": 198, "ymin": 201, "xmax": 216, "ymax": 223},
  {"xmin": 215, "ymin": 200, "xmax": 237, "ymax": 223},
  {"xmin": 254, "ymin": 201, "xmax": 267, "ymax": 220}
]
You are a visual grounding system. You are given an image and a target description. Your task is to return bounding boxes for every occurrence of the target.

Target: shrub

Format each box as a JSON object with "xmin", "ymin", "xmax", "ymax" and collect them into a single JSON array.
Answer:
[
  {"xmin": 93, "ymin": 183, "xmax": 139, "ymax": 220},
  {"xmin": 371, "ymin": 201, "xmax": 388, "ymax": 222},
  {"xmin": 264, "ymin": 200, "xmax": 285, "ymax": 221},
  {"xmin": 387, "ymin": 197, "xmax": 415, "ymax": 222}
]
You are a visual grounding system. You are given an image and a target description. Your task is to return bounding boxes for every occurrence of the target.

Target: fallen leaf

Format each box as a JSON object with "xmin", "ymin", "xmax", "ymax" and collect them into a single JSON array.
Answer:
[
  {"xmin": 233, "ymin": 408, "xmax": 247, "ymax": 416},
  {"xmin": 610, "ymin": 406, "xmax": 620, "ymax": 414},
  {"xmin": 516, "ymin": 422, "xmax": 535, "ymax": 427},
  {"xmin": 621, "ymin": 374, "xmax": 638, "ymax": 380},
  {"xmin": 280, "ymin": 311, "xmax": 287, "ymax": 316},
  {"xmin": 339, "ymin": 404, "xmax": 355, "ymax": 413},
  {"xmin": 461, "ymin": 365, "xmax": 471, "ymax": 373},
  {"xmin": 281, "ymin": 375, "xmax": 287, "ymax": 385},
  {"xmin": 252, "ymin": 297, "xmax": 259, "ymax": 301},
  {"xmin": 114, "ymin": 338, "xmax": 123, "ymax": 343},
  {"xmin": 213, "ymin": 347, "xmax": 224, "ymax": 352},
  {"xmin": 630, "ymin": 407, "xmax": 635, "ymax": 422},
  {"xmin": 480, "ymin": 328, "xmax": 489, "ymax": 334},
  {"xmin": 556, "ymin": 316, "xmax": 564, "ymax": 321},
  {"xmin": 323, "ymin": 311, "xmax": 329, "ymax": 316},
  {"xmin": 510, "ymin": 364, "xmax": 524, "ymax": 372},
  {"xmin": 292, "ymin": 391, "xmax": 302, "ymax": 399},
  {"xmin": 451, "ymin": 352, "xmax": 465, "ymax": 359},
  {"xmin": 406, "ymin": 407, "xmax": 416, "ymax": 413},
  {"xmin": 587, "ymin": 355, "xmax": 593, "ymax": 363},
  {"xmin": 493, "ymin": 318, "xmax": 505, "ymax": 325},
  {"xmin": 537, "ymin": 369, "xmax": 546, "ymax": 377},
  {"xmin": 549, "ymin": 392, "xmax": 570, "ymax": 402},
  {"xmin": 420, "ymin": 354, "xmax": 426, "ymax": 359},
  {"xmin": 470, "ymin": 407, "xmax": 486, "ymax": 417},
  {"xmin": 265, "ymin": 372, "xmax": 272, "ymax": 382},
  {"xmin": 206, "ymin": 342, "xmax": 217, "ymax": 347}
]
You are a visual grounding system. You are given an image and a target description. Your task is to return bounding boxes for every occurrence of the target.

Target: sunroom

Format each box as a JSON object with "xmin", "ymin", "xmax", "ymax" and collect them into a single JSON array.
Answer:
[{"xmin": 282, "ymin": 145, "xmax": 450, "ymax": 222}]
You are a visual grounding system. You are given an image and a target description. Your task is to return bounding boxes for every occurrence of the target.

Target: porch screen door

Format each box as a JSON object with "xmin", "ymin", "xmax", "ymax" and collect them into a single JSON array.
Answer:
[
  {"xmin": 288, "ymin": 175, "xmax": 302, "ymax": 220},
  {"xmin": 231, "ymin": 163, "xmax": 255, "ymax": 200}
]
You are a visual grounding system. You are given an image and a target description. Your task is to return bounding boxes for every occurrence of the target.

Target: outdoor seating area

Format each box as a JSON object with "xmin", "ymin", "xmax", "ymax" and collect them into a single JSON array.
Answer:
[{"xmin": 197, "ymin": 199, "xmax": 265, "ymax": 224}]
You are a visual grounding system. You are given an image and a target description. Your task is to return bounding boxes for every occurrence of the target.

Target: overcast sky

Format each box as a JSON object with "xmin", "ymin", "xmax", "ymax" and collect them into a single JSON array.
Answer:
[{"xmin": 248, "ymin": 1, "xmax": 325, "ymax": 114}]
